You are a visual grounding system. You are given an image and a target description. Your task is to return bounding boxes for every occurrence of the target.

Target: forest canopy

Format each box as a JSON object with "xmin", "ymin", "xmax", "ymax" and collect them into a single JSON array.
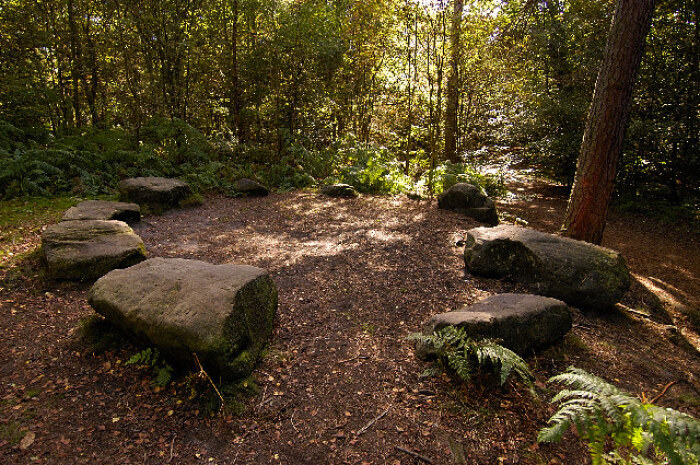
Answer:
[{"xmin": 0, "ymin": 0, "xmax": 698, "ymax": 210}]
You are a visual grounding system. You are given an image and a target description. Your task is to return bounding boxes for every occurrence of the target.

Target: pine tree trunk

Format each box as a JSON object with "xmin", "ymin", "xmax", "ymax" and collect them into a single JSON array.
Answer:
[
  {"xmin": 561, "ymin": 0, "xmax": 655, "ymax": 244},
  {"xmin": 444, "ymin": 0, "xmax": 463, "ymax": 163}
]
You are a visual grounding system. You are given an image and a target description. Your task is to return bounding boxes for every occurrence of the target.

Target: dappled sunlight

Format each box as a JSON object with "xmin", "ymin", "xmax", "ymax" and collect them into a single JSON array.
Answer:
[{"xmin": 636, "ymin": 274, "xmax": 695, "ymax": 310}]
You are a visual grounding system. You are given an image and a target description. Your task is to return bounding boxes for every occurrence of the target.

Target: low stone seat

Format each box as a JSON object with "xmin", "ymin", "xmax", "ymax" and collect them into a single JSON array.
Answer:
[
  {"xmin": 438, "ymin": 183, "xmax": 499, "ymax": 225},
  {"xmin": 88, "ymin": 258, "xmax": 278, "ymax": 380},
  {"xmin": 42, "ymin": 220, "xmax": 146, "ymax": 280},
  {"xmin": 463, "ymin": 225, "xmax": 631, "ymax": 310},
  {"xmin": 234, "ymin": 178, "xmax": 269, "ymax": 197},
  {"xmin": 61, "ymin": 200, "xmax": 141, "ymax": 224},
  {"xmin": 321, "ymin": 184, "xmax": 359, "ymax": 198},
  {"xmin": 416, "ymin": 293, "xmax": 572, "ymax": 357},
  {"xmin": 118, "ymin": 177, "xmax": 191, "ymax": 211}
]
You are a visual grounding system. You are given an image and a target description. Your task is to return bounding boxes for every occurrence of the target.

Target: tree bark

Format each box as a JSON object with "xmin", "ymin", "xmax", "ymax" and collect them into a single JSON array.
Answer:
[
  {"xmin": 444, "ymin": 0, "xmax": 463, "ymax": 163},
  {"xmin": 561, "ymin": 0, "xmax": 655, "ymax": 244}
]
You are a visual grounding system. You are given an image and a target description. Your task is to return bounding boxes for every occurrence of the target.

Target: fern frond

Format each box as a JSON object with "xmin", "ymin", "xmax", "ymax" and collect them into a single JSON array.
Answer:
[
  {"xmin": 541, "ymin": 367, "xmax": 700, "ymax": 465},
  {"xmin": 409, "ymin": 328, "xmax": 535, "ymax": 395}
]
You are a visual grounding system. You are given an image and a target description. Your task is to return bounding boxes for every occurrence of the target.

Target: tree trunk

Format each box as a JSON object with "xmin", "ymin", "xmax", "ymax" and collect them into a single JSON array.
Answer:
[
  {"xmin": 68, "ymin": 0, "xmax": 83, "ymax": 127},
  {"xmin": 561, "ymin": 0, "xmax": 655, "ymax": 244},
  {"xmin": 444, "ymin": 0, "xmax": 463, "ymax": 163}
]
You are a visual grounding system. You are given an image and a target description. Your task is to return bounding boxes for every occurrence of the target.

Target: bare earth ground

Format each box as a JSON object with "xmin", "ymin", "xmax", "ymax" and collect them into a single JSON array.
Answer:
[{"xmin": 1, "ymin": 178, "xmax": 699, "ymax": 465}]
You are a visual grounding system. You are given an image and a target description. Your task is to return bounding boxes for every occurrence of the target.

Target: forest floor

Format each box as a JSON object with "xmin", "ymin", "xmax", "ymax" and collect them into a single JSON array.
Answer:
[{"xmin": 1, "ymin": 171, "xmax": 699, "ymax": 465}]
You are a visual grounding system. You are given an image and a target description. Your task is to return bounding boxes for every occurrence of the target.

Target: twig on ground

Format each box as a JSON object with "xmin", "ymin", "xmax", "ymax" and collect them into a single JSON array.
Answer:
[
  {"xmin": 355, "ymin": 406, "xmax": 391, "ymax": 436},
  {"xmin": 338, "ymin": 355, "xmax": 369, "ymax": 363},
  {"xmin": 167, "ymin": 435, "xmax": 176, "ymax": 463},
  {"xmin": 395, "ymin": 446, "xmax": 435, "ymax": 464},
  {"xmin": 256, "ymin": 385, "xmax": 269, "ymax": 410},
  {"xmin": 649, "ymin": 380, "xmax": 678, "ymax": 404},
  {"xmin": 290, "ymin": 411, "xmax": 298, "ymax": 432},
  {"xmin": 193, "ymin": 353, "xmax": 225, "ymax": 412}
]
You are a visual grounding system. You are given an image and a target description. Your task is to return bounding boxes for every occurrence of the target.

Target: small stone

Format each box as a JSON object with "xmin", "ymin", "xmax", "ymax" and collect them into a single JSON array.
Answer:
[
  {"xmin": 320, "ymin": 184, "xmax": 359, "ymax": 198},
  {"xmin": 438, "ymin": 183, "xmax": 499, "ymax": 225},
  {"xmin": 233, "ymin": 178, "xmax": 269, "ymax": 197}
]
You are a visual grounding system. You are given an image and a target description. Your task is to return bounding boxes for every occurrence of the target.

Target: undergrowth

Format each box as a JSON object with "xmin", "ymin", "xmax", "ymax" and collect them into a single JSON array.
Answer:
[
  {"xmin": 0, "ymin": 118, "xmax": 503, "ymax": 200},
  {"xmin": 539, "ymin": 367, "xmax": 700, "ymax": 465},
  {"xmin": 408, "ymin": 326, "xmax": 535, "ymax": 394},
  {"xmin": 126, "ymin": 348, "xmax": 174, "ymax": 388}
]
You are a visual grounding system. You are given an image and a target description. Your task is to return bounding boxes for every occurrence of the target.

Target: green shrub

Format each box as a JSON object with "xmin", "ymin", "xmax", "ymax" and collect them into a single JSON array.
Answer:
[{"xmin": 539, "ymin": 367, "xmax": 700, "ymax": 465}]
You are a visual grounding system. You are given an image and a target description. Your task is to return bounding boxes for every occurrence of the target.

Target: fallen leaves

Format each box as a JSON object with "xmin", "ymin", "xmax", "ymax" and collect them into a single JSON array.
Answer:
[{"xmin": 18, "ymin": 431, "xmax": 35, "ymax": 450}]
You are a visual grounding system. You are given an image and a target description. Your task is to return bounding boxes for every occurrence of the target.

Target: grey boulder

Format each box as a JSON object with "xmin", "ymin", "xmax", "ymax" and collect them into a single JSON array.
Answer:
[
  {"xmin": 234, "ymin": 178, "xmax": 269, "ymax": 196},
  {"xmin": 438, "ymin": 183, "xmax": 499, "ymax": 225},
  {"xmin": 321, "ymin": 184, "xmax": 359, "ymax": 198},
  {"xmin": 88, "ymin": 258, "xmax": 278, "ymax": 380},
  {"xmin": 61, "ymin": 200, "xmax": 141, "ymax": 224},
  {"xmin": 42, "ymin": 220, "xmax": 146, "ymax": 280},
  {"xmin": 416, "ymin": 293, "xmax": 572, "ymax": 357},
  {"xmin": 118, "ymin": 177, "xmax": 191, "ymax": 211},
  {"xmin": 463, "ymin": 225, "xmax": 631, "ymax": 310}
]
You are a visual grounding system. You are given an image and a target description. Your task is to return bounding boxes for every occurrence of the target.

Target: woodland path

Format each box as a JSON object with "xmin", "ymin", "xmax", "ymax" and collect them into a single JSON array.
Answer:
[{"xmin": 1, "ymin": 176, "xmax": 699, "ymax": 465}]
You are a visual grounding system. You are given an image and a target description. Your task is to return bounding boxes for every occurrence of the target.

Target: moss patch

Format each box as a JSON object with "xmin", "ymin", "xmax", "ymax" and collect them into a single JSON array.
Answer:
[{"xmin": 0, "ymin": 421, "xmax": 26, "ymax": 447}]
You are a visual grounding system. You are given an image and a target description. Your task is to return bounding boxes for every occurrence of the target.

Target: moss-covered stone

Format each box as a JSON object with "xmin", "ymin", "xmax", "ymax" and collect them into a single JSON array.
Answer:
[
  {"xmin": 320, "ymin": 184, "xmax": 359, "ymax": 198},
  {"xmin": 233, "ymin": 178, "xmax": 269, "ymax": 197},
  {"xmin": 41, "ymin": 220, "xmax": 146, "ymax": 280},
  {"xmin": 118, "ymin": 177, "xmax": 191, "ymax": 212},
  {"xmin": 463, "ymin": 225, "xmax": 631, "ymax": 310},
  {"xmin": 61, "ymin": 200, "xmax": 141, "ymax": 224},
  {"xmin": 417, "ymin": 293, "xmax": 572, "ymax": 357},
  {"xmin": 88, "ymin": 258, "xmax": 278, "ymax": 381},
  {"xmin": 438, "ymin": 183, "xmax": 499, "ymax": 225}
]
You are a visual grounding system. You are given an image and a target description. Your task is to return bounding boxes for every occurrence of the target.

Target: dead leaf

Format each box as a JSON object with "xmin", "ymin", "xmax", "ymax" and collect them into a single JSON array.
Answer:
[{"xmin": 18, "ymin": 431, "xmax": 35, "ymax": 450}]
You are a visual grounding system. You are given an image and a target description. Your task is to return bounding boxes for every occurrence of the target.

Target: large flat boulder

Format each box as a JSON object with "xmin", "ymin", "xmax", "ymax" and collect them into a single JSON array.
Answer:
[
  {"xmin": 87, "ymin": 258, "xmax": 278, "ymax": 380},
  {"xmin": 463, "ymin": 225, "xmax": 631, "ymax": 310},
  {"xmin": 42, "ymin": 220, "xmax": 146, "ymax": 280},
  {"xmin": 61, "ymin": 200, "xmax": 141, "ymax": 224},
  {"xmin": 417, "ymin": 293, "xmax": 572, "ymax": 357},
  {"xmin": 118, "ymin": 177, "xmax": 191, "ymax": 211},
  {"xmin": 438, "ymin": 183, "xmax": 499, "ymax": 225}
]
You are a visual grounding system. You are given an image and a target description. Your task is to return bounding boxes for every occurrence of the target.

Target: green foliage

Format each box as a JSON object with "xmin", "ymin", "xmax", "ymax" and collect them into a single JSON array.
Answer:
[
  {"xmin": 539, "ymin": 367, "xmax": 700, "ymax": 465},
  {"xmin": 126, "ymin": 348, "xmax": 174, "ymax": 387},
  {"xmin": 424, "ymin": 161, "xmax": 507, "ymax": 197},
  {"xmin": 330, "ymin": 144, "xmax": 412, "ymax": 195},
  {"xmin": 408, "ymin": 326, "xmax": 535, "ymax": 392},
  {"xmin": 0, "ymin": 421, "xmax": 25, "ymax": 447}
]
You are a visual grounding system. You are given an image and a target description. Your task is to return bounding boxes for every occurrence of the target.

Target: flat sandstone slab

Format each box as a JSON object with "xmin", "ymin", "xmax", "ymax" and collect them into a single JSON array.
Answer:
[
  {"xmin": 417, "ymin": 293, "xmax": 572, "ymax": 357},
  {"xmin": 463, "ymin": 225, "xmax": 631, "ymax": 310},
  {"xmin": 61, "ymin": 200, "xmax": 141, "ymax": 223},
  {"xmin": 42, "ymin": 220, "xmax": 146, "ymax": 280},
  {"xmin": 88, "ymin": 258, "xmax": 278, "ymax": 380},
  {"xmin": 118, "ymin": 177, "xmax": 191, "ymax": 211}
]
